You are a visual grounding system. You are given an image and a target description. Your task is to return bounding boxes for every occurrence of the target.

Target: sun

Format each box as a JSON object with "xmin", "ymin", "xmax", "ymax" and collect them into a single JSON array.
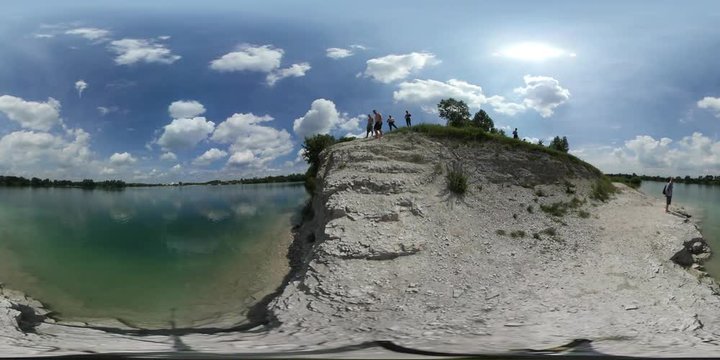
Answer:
[{"xmin": 494, "ymin": 42, "xmax": 574, "ymax": 61}]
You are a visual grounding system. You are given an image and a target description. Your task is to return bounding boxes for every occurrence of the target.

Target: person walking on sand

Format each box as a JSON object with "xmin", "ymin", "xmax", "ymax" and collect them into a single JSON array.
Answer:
[
  {"xmin": 663, "ymin": 177, "xmax": 674, "ymax": 213},
  {"xmin": 387, "ymin": 115, "xmax": 398, "ymax": 131},
  {"xmin": 365, "ymin": 114, "xmax": 374, "ymax": 138},
  {"xmin": 513, "ymin": 128, "xmax": 519, "ymax": 139},
  {"xmin": 405, "ymin": 110, "xmax": 412, "ymax": 127},
  {"xmin": 373, "ymin": 110, "xmax": 383, "ymax": 139}
]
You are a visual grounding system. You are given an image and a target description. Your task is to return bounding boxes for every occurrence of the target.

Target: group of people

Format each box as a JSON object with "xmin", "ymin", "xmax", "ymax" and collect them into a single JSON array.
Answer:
[{"xmin": 365, "ymin": 110, "xmax": 413, "ymax": 139}]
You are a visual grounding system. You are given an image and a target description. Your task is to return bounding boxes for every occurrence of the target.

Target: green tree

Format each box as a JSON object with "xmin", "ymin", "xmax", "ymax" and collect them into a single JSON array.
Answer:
[
  {"xmin": 548, "ymin": 136, "xmax": 570, "ymax": 153},
  {"xmin": 438, "ymin": 98, "xmax": 470, "ymax": 127},
  {"xmin": 302, "ymin": 134, "xmax": 336, "ymax": 177},
  {"xmin": 471, "ymin": 109, "xmax": 494, "ymax": 131}
]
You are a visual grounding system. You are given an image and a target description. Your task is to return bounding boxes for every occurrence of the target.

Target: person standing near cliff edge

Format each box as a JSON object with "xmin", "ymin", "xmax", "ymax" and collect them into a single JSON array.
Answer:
[
  {"xmin": 663, "ymin": 177, "xmax": 674, "ymax": 213},
  {"xmin": 365, "ymin": 114, "xmax": 374, "ymax": 138},
  {"xmin": 405, "ymin": 110, "xmax": 412, "ymax": 127},
  {"xmin": 373, "ymin": 110, "xmax": 383, "ymax": 139}
]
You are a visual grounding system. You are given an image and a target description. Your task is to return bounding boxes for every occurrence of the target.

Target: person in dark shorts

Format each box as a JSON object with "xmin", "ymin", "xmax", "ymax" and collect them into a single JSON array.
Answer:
[
  {"xmin": 387, "ymin": 115, "xmax": 398, "ymax": 131},
  {"xmin": 513, "ymin": 128, "xmax": 519, "ymax": 139},
  {"xmin": 365, "ymin": 114, "xmax": 374, "ymax": 138},
  {"xmin": 663, "ymin": 177, "xmax": 674, "ymax": 213},
  {"xmin": 373, "ymin": 109, "xmax": 383, "ymax": 139},
  {"xmin": 405, "ymin": 110, "xmax": 412, "ymax": 127}
]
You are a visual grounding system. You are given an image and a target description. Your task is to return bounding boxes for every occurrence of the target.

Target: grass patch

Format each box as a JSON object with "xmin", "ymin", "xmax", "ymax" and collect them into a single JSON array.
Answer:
[
  {"xmin": 496, "ymin": 229, "xmax": 506, "ymax": 236},
  {"xmin": 540, "ymin": 201, "xmax": 570, "ymax": 217},
  {"xmin": 433, "ymin": 163, "xmax": 443, "ymax": 175},
  {"xmin": 532, "ymin": 232, "xmax": 541, "ymax": 240},
  {"xmin": 391, "ymin": 124, "xmax": 603, "ymax": 177},
  {"xmin": 447, "ymin": 163, "xmax": 468, "ymax": 195},
  {"xmin": 534, "ymin": 188, "xmax": 547, "ymax": 197},
  {"xmin": 540, "ymin": 227, "xmax": 557, "ymax": 236},
  {"xmin": 578, "ymin": 210, "xmax": 590, "ymax": 218},
  {"xmin": 409, "ymin": 154, "xmax": 425, "ymax": 163},
  {"xmin": 607, "ymin": 175, "xmax": 641, "ymax": 189},
  {"xmin": 590, "ymin": 177, "xmax": 617, "ymax": 202},
  {"xmin": 526, "ymin": 205, "xmax": 534, "ymax": 213},
  {"xmin": 564, "ymin": 180, "xmax": 576, "ymax": 194},
  {"xmin": 510, "ymin": 230, "xmax": 526, "ymax": 239}
]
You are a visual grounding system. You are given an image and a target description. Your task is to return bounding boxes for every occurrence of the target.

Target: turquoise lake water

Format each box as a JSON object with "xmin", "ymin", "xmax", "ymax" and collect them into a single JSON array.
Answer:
[
  {"xmin": 0, "ymin": 184, "xmax": 308, "ymax": 328},
  {"xmin": 639, "ymin": 181, "xmax": 720, "ymax": 277}
]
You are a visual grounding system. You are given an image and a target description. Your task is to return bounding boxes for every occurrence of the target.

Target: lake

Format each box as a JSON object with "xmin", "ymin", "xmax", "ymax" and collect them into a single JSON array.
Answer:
[
  {"xmin": 0, "ymin": 184, "xmax": 308, "ymax": 329},
  {"xmin": 639, "ymin": 181, "xmax": 720, "ymax": 277}
]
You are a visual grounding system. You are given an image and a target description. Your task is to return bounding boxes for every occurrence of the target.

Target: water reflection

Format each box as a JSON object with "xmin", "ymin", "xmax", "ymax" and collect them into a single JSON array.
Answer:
[{"xmin": 0, "ymin": 183, "xmax": 308, "ymax": 327}]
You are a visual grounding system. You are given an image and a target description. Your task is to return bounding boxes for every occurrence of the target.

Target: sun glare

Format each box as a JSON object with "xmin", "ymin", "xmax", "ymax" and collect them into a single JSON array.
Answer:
[{"xmin": 494, "ymin": 42, "xmax": 574, "ymax": 61}]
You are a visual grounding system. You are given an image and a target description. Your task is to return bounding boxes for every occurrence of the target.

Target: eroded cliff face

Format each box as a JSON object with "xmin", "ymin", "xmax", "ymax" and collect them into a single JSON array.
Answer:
[{"xmin": 266, "ymin": 133, "xmax": 720, "ymax": 356}]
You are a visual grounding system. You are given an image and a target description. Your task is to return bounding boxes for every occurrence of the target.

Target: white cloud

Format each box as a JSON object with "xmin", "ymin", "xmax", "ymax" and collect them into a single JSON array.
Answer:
[
  {"xmin": 169, "ymin": 100, "xmax": 206, "ymax": 119},
  {"xmin": 100, "ymin": 167, "xmax": 116, "ymax": 175},
  {"xmin": 193, "ymin": 148, "xmax": 228, "ymax": 165},
  {"xmin": 326, "ymin": 48, "xmax": 353, "ymax": 59},
  {"xmin": 293, "ymin": 99, "xmax": 342, "ymax": 138},
  {"xmin": 0, "ymin": 95, "xmax": 61, "ymax": 131},
  {"xmin": 171, "ymin": 164, "xmax": 182, "ymax": 171},
  {"xmin": 34, "ymin": 34, "xmax": 55, "ymax": 39},
  {"xmin": 364, "ymin": 52, "xmax": 439, "ymax": 83},
  {"xmin": 394, "ymin": 76, "xmax": 569, "ymax": 118},
  {"xmin": 75, "ymin": 80, "xmax": 88, "ymax": 98},
  {"xmin": 160, "ymin": 152, "xmax": 177, "ymax": 161},
  {"xmin": 697, "ymin": 97, "xmax": 720, "ymax": 117},
  {"xmin": 108, "ymin": 38, "xmax": 181, "ymax": 65},
  {"xmin": 0, "ymin": 129, "xmax": 91, "ymax": 174},
  {"xmin": 292, "ymin": 99, "xmax": 365, "ymax": 138},
  {"xmin": 209, "ymin": 44, "xmax": 283, "ymax": 72},
  {"xmin": 576, "ymin": 132, "xmax": 720, "ymax": 175},
  {"xmin": 514, "ymin": 75, "xmax": 570, "ymax": 117},
  {"xmin": 393, "ymin": 79, "xmax": 488, "ymax": 109},
  {"xmin": 227, "ymin": 150, "xmax": 255, "ymax": 167},
  {"xmin": 157, "ymin": 117, "xmax": 215, "ymax": 151},
  {"xmin": 211, "ymin": 113, "xmax": 293, "ymax": 168},
  {"xmin": 65, "ymin": 27, "xmax": 110, "ymax": 41},
  {"xmin": 266, "ymin": 63, "xmax": 311, "ymax": 86},
  {"xmin": 109, "ymin": 152, "xmax": 137, "ymax": 166},
  {"xmin": 97, "ymin": 106, "xmax": 118, "ymax": 116}
]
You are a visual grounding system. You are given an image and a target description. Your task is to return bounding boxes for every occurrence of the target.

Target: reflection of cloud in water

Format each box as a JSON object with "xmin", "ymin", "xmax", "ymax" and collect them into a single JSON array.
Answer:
[
  {"xmin": 165, "ymin": 235, "xmax": 219, "ymax": 254},
  {"xmin": 109, "ymin": 208, "xmax": 134, "ymax": 223},
  {"xmin": 162, "ymin": 212, "xmax": 178, "ymax": 221},
  {"xmin": 233, "ymin": 203, "xmax": 257, "ymax": 217},
  {"xmin": 203, "ymin": 209, "xmax": 230, "ymax": 222}
]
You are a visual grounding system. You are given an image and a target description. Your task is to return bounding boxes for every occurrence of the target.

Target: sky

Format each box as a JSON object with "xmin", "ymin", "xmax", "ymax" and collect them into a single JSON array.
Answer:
[{"xmin": 1, "ymin": 0, "xmax": 719, "ymax": 182}]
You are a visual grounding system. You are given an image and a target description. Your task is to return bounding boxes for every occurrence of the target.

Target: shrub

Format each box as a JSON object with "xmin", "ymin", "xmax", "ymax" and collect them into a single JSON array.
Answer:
[
  {"xmin": 534, "ymin": 188, "xmax": 547, "ymax": 197},
  {"xmin": 496, "ymin": 229, "xmax": 506, "ymax": 236},
  {"xmin": 510, "ymin": 230, "xmax": 526, "ymax": 238},
  {"xmin": 590, "ymin": 177, "xmax": 617, "ymax": 202},
  {"xmin": 540, "ymin": 202, "xmax": 569, "ymax": 217},
  {"xmin": 540, "ymin": 227, "xmax": 557, "ymax": 236},
  {"xmin": 526, "ymin": 205, "xmax": 534, "ymax": 213},
  {"xmin": 578, "ymin": 210, "xmax": 590, "ymax": 218},
  {"xmin": 447, "ymin": 163, "xmax": 468, "ymax": 195},
  {"xmin": 532, "ymin": 232, "xmax": 541, "ymax": 240}
]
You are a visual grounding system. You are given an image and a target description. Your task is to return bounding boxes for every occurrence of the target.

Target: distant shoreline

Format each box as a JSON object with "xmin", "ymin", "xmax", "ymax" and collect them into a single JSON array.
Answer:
[{"xmin": 0, "ymin": 173, "xmax": 306, "ymax": 190}]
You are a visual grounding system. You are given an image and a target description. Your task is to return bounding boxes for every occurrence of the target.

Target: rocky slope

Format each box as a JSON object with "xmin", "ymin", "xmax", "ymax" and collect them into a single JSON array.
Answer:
[
  {"xmin": 2, "ymin": 131, "xmax": 720, "ymax": 357},
  {"xmin": 265, "ymin": 132, "xmax": 720, "ymax": 356}
]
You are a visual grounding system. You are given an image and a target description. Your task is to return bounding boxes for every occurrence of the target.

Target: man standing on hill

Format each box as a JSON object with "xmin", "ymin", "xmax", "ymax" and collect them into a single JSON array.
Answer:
[
  {"xmin": 663, "ymin": 177, "xmax": 674, "ymax": 213},
  {"xmin": 373, "ymin": 110, "xmax": 383, "ymax": 139},
  {"xmin": 405, "ymin": 110, "xmax": 412, "ymax": 127}
]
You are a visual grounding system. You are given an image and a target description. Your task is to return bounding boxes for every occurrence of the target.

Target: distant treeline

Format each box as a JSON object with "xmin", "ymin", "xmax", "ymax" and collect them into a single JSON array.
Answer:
[
  {"xmin": 608, "ymin": 173, "xmax": 720, "ymax": 188},
  {"xmin": 0, "ymin": 173, "xmax": 306, "ymax": 190},
  {"xmin": 0, "ymin": 176, "xmax": 127, "ymax": 189},
  {"xmin": 181, "ymin": 173, "xmax": 306, "ymax": 186}
]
